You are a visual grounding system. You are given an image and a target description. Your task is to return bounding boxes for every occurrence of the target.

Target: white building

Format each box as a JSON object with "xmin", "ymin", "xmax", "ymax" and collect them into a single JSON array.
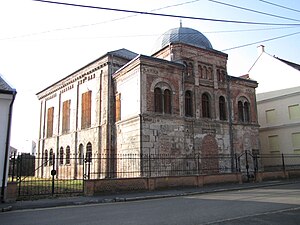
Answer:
[
  {"xmin": 0, "ymin": 74, "xmax": 16, "ymax": 201},
  {"xmin": 248, "ymin": 46, "xmax": 300, "ymax": 159},
  {"xmin": 257, "ymin": 86, "xmax": 300, "ymax": 155},
  {"xmin": 249, "ymin": 45, "xmax": 300, "ymax": 94}
]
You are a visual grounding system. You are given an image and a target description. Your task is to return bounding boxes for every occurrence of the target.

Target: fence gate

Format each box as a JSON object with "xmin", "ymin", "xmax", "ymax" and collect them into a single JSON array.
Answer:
[
  {"xmin": 9, "ymin": 153, "xmax": 85, "ymax": 200},
  {"xmin": 236, "ymin": 151, "xmax": 259, "ymax": 182}
]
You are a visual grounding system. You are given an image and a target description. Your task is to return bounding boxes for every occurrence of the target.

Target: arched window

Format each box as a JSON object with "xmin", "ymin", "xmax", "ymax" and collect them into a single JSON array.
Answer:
[
  {"xmin": 238, "ymin": 98, "xmax": 251, "ymax": 123},
  {"xmin": 164, "ymin": 89, "xmax": 171, "ymax": 114},
  {"xmin": 154, "ymin": 85, "xmax": 172, "ymax": 114},
  {"xmin": 154, "ymin": 87, "xmax": 163, "ymax": 113},
  {"xmin": 59, "ymin": 147, "xmax": 64, "ymax": 165},
  {"xmin": 219, "ymin": 96, "xmax": 226, "ymax": 120},
  {"xmin": 238, "ymin": 101, "xmax": 244, "ymax": 122},
  {"xmin": 66, "ymin": 146, "xmax": 71, "ymax": 165},
  {"xmin": 202, "ymin": 93, "xmax": 210, "ymax": 118},
  {"xmin": 198, "ymin": 65, "xmax": 203, "ymax": 78},
  {"xmin": 207, "ymin": 67, "xmax": 212, "ymax": 80},
  {"xmin": 49, "ymin": 149, "xmax": 54, "ymax": 166},
  {"xmin": 244, "ymin": 102, "xmax": 250, "ymax": 122},
  {"xmin": 203, "ymin": 66, "xmax": 207, "ymax": 79},
  {"xmin": 185, "ymin": 91, "xmax": 193, "ymax": 117},
  {"xmin": 86, "ymin": 142, "xmax": 92, "ymax": 163},
  {"xmin": 78, "ymin": 144, "xmax": 84, "ymax": 165},
  {"xmin": 44, "ymin": 150, "xmax": 48, "ymax": 167}
]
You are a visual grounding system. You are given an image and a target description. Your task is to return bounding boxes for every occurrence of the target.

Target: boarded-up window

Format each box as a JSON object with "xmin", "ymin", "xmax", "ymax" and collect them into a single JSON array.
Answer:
[
  {"xmin": 81, "ymin": 91, "xmax": 91, "ymax": 129},
  {"xmin": 62, "ymin": 100, "xmax": 71, "ymax": 134},
  {"xmin": 266, "ymin": 109, "xmax": 276, "ymax": 124},
  {"xmin": 47, "ymin": 107, "xmax": 54, "ymax": 138},
  {"xmin": 288, "ymin": 104, "xmax": 300, "ymax": 120},
  {"xmin": 268, "ymin": 135, "xmax": 280, "ymax": 154},
  {"xmin": 115, "ymin": 93, "xmax": 121, "ymax": 121},
  {"xmin": 292, "ymin": 132, "xmax": 300, "ymax": 148}
]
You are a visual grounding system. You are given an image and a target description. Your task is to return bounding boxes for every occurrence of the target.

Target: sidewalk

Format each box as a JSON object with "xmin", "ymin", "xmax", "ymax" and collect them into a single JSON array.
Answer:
[{"xmin": 1, "ymin": 179, "xmax": 300, "ymax": 212}]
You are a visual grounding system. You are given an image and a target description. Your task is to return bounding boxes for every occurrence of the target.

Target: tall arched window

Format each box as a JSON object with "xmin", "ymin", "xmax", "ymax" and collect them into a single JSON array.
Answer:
[
  {"xmin": 154, "ymin": 87, "xmax": 163, "ymax": 113},
  {"xmin": 86, "ymin": 142, "xmax": 92, "ymax": 163},
  {"xmin": 78, "ymin": 144, "xmax": 84, "ymax": 165},
  {"xmin": 59, "ymin": 147, "xmax": 64, "ymax": 165},
  {"xmin": 49, "ymin": 149, "xmax": 54, "ymax": 166},
  {"xmin": 219, "ymin": 96, "xmax": 226, "ymax": 120},
  {"xmin": 44, "ymin": 150, "xmax": 48, "ymax": 167},
  {"xmin": 66, "ymin": 146, "xmax": 71, "ymax": 165},
  {"xmin": 185, "ymin": 91, "xmax": 193, "ymax": 117},
  {"xmin": 164, "ymin": 89, "xmax": 171, "ymax": 114},
  {"xmin": 202, "ymin": 93, "xmax": 210, "ymax": 118},
  {"xmin": 244, "ymin": 102, "xmax": 250, "ymax": 122},
  {"xmin": 238, "ymin": 98, "xmax": 250, "ymax": 123},
  {"xmin": 238, "ymin": 101, "xmax": 244, "ymax": 122}
]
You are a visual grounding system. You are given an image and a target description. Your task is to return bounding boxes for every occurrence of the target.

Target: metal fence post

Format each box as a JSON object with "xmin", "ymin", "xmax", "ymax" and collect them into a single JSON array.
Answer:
[
  {"xmin": 281, "ymin": 153, "xmax": 286, "ymax": 173},
  {"xmin": 51, "ymin": 155, "xmax": 56, "ymax": 196},
  {"xmin": 245, "ymin": 151, "xmax": 250, "ymax": 182}
]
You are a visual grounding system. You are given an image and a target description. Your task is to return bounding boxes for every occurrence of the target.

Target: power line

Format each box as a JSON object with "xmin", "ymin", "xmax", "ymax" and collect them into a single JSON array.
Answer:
[
  {"xmin": 208, "ymin": 0, "xmax": 300, "ymax": 22},
  {"xmin": 32, "ymin": 0, "xmax": 300, "ymax": 26},
  {"xmin": 205, "ymin": 26, "xmax": 297, "ymax": 34},
  {"xmin": 1, "ymin": 0, "xmax": 200, "ymax": 40},
  {"xmin": 258, "ymin": 0, "xmax": 300, "ymax": 13},
  {"xmin": 222, "ymin": 31, "xmax": 300, "ymax": 51}
]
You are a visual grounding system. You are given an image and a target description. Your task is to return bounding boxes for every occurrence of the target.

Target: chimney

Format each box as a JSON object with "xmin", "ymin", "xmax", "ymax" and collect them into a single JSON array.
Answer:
[{"xmin": 257, "ymin": 45, "xmax": 265, "ymax": 55}]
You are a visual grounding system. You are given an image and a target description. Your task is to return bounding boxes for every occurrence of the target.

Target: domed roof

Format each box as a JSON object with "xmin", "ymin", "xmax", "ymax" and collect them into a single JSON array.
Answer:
[{"xmin": 157, "ymin": 26, "xmax": 213, "ymax": 51}]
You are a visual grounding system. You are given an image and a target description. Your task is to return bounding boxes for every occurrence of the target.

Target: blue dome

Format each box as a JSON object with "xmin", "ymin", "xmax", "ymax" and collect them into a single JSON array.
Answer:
[{"xmin": 156, "ymin": 27, "xmax": 213, "ymax": 51}]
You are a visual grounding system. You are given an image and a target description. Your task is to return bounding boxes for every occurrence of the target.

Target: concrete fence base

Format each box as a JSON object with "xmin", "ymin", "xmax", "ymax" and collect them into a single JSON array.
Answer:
[{"xmin": 84, "ymin": 173, "xmax": 242, "ymax": 196}]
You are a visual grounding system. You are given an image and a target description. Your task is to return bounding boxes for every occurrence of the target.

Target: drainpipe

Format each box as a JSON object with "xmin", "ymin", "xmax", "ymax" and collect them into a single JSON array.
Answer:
[
  {"xmin": 1, "ymin": 90, "xmax": 17, "ymax": 202},
  {"xmin": 226, "ymin": 75, "xmax": 235, "ymax": 172}
]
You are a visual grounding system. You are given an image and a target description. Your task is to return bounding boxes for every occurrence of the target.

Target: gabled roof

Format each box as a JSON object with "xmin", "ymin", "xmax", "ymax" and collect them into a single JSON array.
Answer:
[
  {"xmin": 0, "ymin": 73, "xmax": 15, "ymax": 94},
  {"xmin": 108, "ymin": 48, "xmax": 138, "ymax": 60},
  {"xmin": 275, "ymin": 57, "xmax": 300, "ymax": 71}
]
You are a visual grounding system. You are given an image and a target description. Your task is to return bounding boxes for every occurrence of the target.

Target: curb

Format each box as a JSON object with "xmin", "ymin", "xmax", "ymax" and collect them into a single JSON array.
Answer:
[{"xmin": 1, "ymin": 179, "xmax": 299, "ymax": 212}]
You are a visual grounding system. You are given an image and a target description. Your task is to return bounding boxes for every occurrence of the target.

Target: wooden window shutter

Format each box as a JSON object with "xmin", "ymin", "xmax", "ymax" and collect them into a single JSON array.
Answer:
[{"xmin": 47, "ymin": 107, "xmax": 54, "ymax": 137}]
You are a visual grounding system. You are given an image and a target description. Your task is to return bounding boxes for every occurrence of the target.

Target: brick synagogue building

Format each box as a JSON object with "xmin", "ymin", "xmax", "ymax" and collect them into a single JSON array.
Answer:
[{"xmin": 36, "ymin": 26, "xmax": 260, "ymax": 179}]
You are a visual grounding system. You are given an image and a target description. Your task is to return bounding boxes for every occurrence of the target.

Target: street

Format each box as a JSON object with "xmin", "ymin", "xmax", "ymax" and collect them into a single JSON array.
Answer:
[{"xmin": 1, "ymin": 182, "xmax": 300, "ymax": 225}]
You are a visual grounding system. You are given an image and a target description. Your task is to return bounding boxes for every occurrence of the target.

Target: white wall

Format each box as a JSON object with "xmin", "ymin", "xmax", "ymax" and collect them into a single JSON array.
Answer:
[
  {"xmin": 0, "ymin": 93, "xmax": 13, "ymax": 188},
  {"xmin": 117, "ymin": 69, "xmax": 141, "ymax": 120},
  {"xmin": 257, "ymin": 87, "xmax": 300, "ymax": 154}
]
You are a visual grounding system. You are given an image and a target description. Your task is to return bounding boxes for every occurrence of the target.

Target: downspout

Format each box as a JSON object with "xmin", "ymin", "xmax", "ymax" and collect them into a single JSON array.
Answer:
[
  {"xmin": 226, "ymin": 75, "xmax": 235, "ymax": 172},
  {"xmin": 106, "ymin": 55, "xmax": 112, "ymax": 178},
  {"xmin": 1, "ymin": 90, "xmax": 17, "ymax": 202}
]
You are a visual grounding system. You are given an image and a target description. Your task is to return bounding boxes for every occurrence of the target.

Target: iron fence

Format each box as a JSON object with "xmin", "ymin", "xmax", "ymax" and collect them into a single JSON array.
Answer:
[{"xmin": 8, "ymin": 152, "xmax": 300, "ymax": 199}]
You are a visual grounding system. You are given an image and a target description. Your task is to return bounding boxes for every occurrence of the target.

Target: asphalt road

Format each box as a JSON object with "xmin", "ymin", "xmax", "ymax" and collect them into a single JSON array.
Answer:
[{"xmin": 1, "ymin": 182, "xmax": 300, "ymax": 225}]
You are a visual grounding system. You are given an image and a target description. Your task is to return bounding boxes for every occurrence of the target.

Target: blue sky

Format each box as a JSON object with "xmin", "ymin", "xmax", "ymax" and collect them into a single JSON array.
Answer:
[{"xmin": 1, "ymin": 0, "xmax": 300, "ymax": 152}]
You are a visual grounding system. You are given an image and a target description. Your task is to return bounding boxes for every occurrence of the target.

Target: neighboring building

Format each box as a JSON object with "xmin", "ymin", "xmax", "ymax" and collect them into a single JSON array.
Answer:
[
  {"xmin": 36, "ymin": 26, "xmax": 259, "ymax": 179},
  {"xmin": 257, "ymin": 86, "xmax": 300, "ymax": 156},
  {"xmin": 0, "ymin": 74, "xmax": 16, "ymax": 201},
  {"xmin": 248, "ymin": 45, "xmax": 300, "ymax": 94}
]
